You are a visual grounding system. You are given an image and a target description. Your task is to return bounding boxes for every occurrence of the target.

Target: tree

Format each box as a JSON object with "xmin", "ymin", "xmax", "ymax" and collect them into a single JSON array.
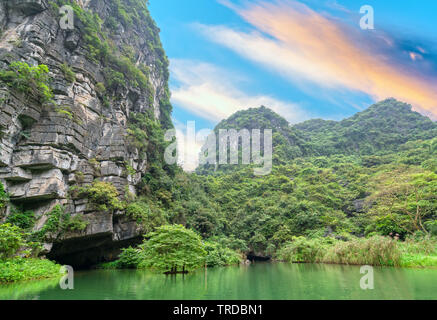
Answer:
[
  {"xmin": 368, "ymin": 169, "xmax": 437, "ymax": 235},
  {"xmin": 0, "ymin": 223, "xmax": 26, "ymax": 259},
  {"xmin": 139, "ymin": 225, "xmax": 206, "ymax": 274}
]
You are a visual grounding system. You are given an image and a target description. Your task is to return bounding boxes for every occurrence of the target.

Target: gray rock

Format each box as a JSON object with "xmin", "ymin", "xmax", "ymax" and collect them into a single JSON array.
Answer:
[{"xmin": 0, "ymin": 0, "xmax": 168, "ymax": 267}]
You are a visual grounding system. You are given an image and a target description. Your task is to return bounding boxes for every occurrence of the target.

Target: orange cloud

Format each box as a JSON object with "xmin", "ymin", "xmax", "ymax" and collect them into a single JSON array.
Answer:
[{"xmin": 216, "ymin": 0, "xmax": 437, "ymax": 119}]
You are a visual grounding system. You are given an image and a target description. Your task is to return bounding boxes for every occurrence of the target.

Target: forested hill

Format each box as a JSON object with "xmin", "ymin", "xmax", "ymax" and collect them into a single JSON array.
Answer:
[
  {"xmin": 197, "ymin": 98, "xmax": 437, "ymax": 174},
  {"xmin": 294, "ymin": 99, "xmax": 437, "ymax": 156},
  {"xmin": 190, "ymin": 98, "xmax": 437, "ymax": 258}
]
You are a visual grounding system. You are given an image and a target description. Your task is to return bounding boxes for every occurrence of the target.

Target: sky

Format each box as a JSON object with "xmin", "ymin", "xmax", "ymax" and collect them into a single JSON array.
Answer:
[{"xmin": 148, "ymin": 0, "xmax": 437, "ymax": 171}]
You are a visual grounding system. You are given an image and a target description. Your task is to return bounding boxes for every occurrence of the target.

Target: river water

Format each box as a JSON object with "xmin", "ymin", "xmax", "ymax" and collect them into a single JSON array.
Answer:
[{"xmin": 1, "ymin": 263, "xmax": 436, "ymax": 300}]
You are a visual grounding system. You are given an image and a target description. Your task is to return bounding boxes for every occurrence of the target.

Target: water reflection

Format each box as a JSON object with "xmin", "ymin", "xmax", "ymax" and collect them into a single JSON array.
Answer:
[{"xmin": 0, "ymin": 263, "xmax": 436, "ymax": 300}]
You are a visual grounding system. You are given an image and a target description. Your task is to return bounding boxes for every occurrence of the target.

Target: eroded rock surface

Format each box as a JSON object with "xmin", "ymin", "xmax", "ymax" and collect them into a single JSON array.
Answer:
[{"xmin": 0, "ymin": 0, "xmax": 170, "ymax": 267}]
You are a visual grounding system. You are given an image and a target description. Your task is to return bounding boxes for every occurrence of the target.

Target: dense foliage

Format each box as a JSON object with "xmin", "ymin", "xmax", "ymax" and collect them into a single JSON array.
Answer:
[
  {"xmin": 0, "ymin": 258, "xmax": 60, "ymax": 283},
  {"xmin": 137, "ymin": 225, "xmax": 207, "ymax": 273},
  {"xmin": 99, "ymin": 100, "xmax": 436, "ymax": 271},
  {"xmin": 0, "ymin": 61, "xmax": 53, "ymax": 104},
  {"xmin": 72, "ymin": 181, "xmax": 124, "ymax": 213}
]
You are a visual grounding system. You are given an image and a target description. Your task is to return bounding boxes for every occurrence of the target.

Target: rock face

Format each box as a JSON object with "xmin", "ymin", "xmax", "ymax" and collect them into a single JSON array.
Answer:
[{"xmin": 0, "ymin": 0, "xmax": 171, "ymax": 267}]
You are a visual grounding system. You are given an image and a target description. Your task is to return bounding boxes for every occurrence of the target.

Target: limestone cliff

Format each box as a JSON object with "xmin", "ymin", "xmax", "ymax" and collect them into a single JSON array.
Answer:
[{"xmin": 0, "ymin": 0, "xmax": 172, "ymax": 267}]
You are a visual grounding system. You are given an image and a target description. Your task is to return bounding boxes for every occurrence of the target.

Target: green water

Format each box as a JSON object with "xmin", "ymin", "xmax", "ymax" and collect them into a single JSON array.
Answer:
[{"xmin": 1, "ymin": 263, "xmax": 436, "ymax": 300}]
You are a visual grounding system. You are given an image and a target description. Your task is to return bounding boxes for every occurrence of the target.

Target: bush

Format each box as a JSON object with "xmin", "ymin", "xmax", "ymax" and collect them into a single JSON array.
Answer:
[
  {"xmin": 0, "ymin": 223, "xmax": 26, "ymax": 259},
  {"xmin": 276, "ymin": 236, "xmax": 329, "ymax": 263},
  {"xmin": 60, "ymin": 63, "xmax": 76, "ymax": 83},
  {"xmin": 0, "ymin": 182, "xmax": 7, "ymax": 209},
  {"xmin": 138, "ymin": 225, "xmax": 207, "ymax": 273},
  {"xmin": 0, "ymin": 258, "xmax": 60, "ymax": 283},
  {"xmin": 125, "ymin": 201, "xmax": 166, "ymax": 233},
  {"xmin": 0, "ymin": 61, "xmax": 53, "ymax": 103},
  {"xmin": 76, "ymin": 181, "xmax": 124, "ymax": 212},
  {"xmin": 6, "ymin": 208, "xmax": 35, "ymax": 230},
  {"xmin": 323, "ymin": 236, "xmax": 401, "ymax": 266},
  {"xmin": 204, "ymin": 241, "xmax": 242, "ymax": 267},
  {"xmin": 116, "ymin": 247, "xmax": 142, "ymax": 269}
]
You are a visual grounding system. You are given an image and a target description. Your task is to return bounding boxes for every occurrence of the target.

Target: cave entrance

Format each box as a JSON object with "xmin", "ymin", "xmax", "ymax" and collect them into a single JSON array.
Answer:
[{"xmin": 247, "ymin": 253, "xmax": 271, "ymax": 262}]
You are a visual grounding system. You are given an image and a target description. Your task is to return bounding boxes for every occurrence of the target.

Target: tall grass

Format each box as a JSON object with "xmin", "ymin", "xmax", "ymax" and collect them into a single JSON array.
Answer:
[
  {"xmin": 322, "ymin": 236, "xmax": 401, "ymax": 266},
  {"xmin": 277, "ymin": 235, "xmax": 437, "ymax": 267},
  {"xmin": 398, "ymin": 236, "xmax": 437, "ymax": 267},
  {"xmin": 276, "ymin": 237, "xmax": 330, "ymax": 263}
]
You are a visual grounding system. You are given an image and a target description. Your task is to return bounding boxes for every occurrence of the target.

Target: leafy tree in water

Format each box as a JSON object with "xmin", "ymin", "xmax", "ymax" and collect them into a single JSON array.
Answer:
[{"xmin": 139, "ymin": 225, "xmax": 206, "ymax": 273}]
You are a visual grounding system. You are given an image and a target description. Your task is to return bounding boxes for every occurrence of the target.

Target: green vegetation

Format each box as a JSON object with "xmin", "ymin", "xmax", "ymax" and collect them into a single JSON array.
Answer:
[
  {"xmin": 138, "ymin": 225, "xmax": 207, "ymax": 273},
  {"xmin": 104, "ymin": 225, "xmax": 242, "ymax": 272},
  {"xmin": 72, "ymin": 181, "xmax": 124, "ymax": 213},
  {"xmin": 0, "ymin": 182, "xmax": 7, "ymax": 215},
  {"xmin": 184, "ymin": 101, "xmax": 437, "ymax": 268},
  {"xmin": 0, "ymin": 223, "xmax": 25, "ymax": 259},
  {"xmin": 204, "ymin": 241, "xmax": 242, "ymax": 267},
  {"xmin": 0, "ymin": 61, "xmax": 53, "ymax": 104},
  {"xmin": 5, "ymin": 209, "xmax": 35, "ymax": 230},
  {"xmin": 99, "ymin": 246, "xmax": 142, "ymax": 269},
  {"xmin": 0, "ymin": 258, "xmax": 61, "ymax": 283},
  {"xmin": 125, "ymin": 200, "xmax": 166, "ymax": 234},
  {"xmin": 276, "ymin": 234, "xmax": 436, "ymax": 267},
  {"xmin": 0, "ymin": 223, "xmax": 61, "ymax": 283},
  {"xmin": 0, "ymin": 191, "xmax": 85, "ymax": 283},
  {"xmin": 59, "ymin": 63, "xmax": 76, "ymax": 83}
]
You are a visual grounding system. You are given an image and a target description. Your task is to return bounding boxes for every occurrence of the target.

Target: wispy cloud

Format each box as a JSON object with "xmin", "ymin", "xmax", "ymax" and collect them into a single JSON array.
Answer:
[
  {"xmin": 170, "ymin": 58, "xmax": 309, "ymax": 123},
  {"xmin": 199, "ymin": 0, "xmax": 437, "ymax": 119}
]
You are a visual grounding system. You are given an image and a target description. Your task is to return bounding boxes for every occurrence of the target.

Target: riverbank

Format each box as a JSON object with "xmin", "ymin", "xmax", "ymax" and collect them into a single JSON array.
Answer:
[
  {"xmin": 276, "ymin": 235, "xmax": 437, "ymax": 268},
  {"xmin": 0, "ymin": 258, "xmax": 61, "ymax": 283}
]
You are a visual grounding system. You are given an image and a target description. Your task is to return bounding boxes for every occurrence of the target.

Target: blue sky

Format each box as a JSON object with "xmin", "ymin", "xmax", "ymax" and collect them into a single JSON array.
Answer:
[{"xmin": 148, "ymin": 0, "xmax": 437, "ymax": 170}]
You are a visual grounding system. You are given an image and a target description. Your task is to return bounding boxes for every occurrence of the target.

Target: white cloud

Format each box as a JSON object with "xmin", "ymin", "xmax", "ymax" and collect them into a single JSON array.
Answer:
[
  {"xmin": 169, "ymin": 59, "xmax": 309, "ymax": 171},
  {"xmin": 194, "ymin": 0, "xmax": 437, "ymax": 119},
  {"xmin": 194, "ymin": 24, "xmax": 346, "ymax": 90},
  {"xmin": 170, "ymin": 58, "xmax": 309, "ymax": 124}
]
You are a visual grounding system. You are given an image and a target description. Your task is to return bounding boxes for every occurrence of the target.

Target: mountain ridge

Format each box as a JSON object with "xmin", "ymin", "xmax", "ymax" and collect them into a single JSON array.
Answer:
[{"xmin": 197, "ymin": 98, "xmax": 437, "ymax": 174}]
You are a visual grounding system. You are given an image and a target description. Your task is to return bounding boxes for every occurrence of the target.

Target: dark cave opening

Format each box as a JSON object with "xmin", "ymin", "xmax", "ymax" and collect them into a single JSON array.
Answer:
[
  {"xmin": 247, "ymin": 253, "xmax": 271, "ymax": 262},
  {"xmin": 47, "ymin": 234, "xmax": 142, "ymax": 270}
]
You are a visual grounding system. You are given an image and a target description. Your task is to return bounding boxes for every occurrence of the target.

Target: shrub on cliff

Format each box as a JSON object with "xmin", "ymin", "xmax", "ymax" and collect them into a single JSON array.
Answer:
[
  {"xmin": 0, "ymin": 61, "xmax": 53, "ymax": 104},
  {"xmin": 126, "ymin": 200, "xmax": 166, "ymax": 233},
  {"xmin": 73, "ymin": 181, "xmax": 124, "ymax": 213}
]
